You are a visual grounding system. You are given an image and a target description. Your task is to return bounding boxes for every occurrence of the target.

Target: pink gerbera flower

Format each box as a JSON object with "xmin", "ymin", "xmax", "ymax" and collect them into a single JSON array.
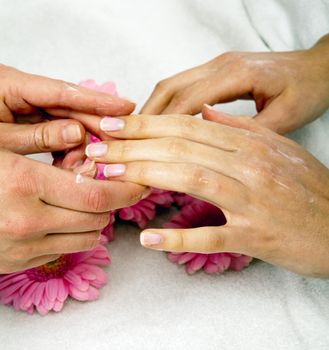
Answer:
[
  {"xmin": 101, "ymin": 211, "xmax": 116, "ymax": 242},
  {"xmin": 164, "ymin": 199, "xmax": 252, "ymax": 274},
  {"xmin": 0, "ymin": 236, "xmax": 110, "ymax": 315},
  {"xmin": 118, "ymin": 189, "xmax": 174, "ymax": 228},
  {"xmin": 79, "ymin": 79, "xmax": 118, "ymax": 96}
]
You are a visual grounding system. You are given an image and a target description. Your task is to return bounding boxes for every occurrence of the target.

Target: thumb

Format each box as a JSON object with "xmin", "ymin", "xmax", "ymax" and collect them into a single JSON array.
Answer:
[
  {"xmin": 253, "ymin": 95, "xmax": 297, "ymax": 134},
  {"xmin": 0, "ymin": 119, "xmax": 85, "ymax": 154}
]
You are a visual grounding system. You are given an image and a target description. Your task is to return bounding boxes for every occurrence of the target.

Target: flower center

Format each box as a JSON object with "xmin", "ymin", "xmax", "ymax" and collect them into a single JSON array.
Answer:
[{"xmin": 26, "ymin": 255, "xmax": 70, "ymax": 281}]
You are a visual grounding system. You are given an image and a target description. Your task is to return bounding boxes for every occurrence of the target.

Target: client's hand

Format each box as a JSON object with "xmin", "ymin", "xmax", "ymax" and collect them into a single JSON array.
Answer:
[
  {"xmin": 86, "ymin": 108, "xmax": 329, "ymax": 277},
  {"xmin": 141, "ymin": 34, "xmax": 329, "ymax": 134},
  {"xmin": 0, "ymin": 149, "xmax": 147, "ymax": 274}
]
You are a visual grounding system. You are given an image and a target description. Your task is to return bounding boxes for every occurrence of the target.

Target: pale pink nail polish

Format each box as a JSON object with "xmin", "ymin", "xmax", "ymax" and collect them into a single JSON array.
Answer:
[
  {"xmin": 86, "ymin": 143, "xmax": 108, "ymax": 157},
  {"xmin": 140, "ymin": 232, "xmax": 163, "ymax": 246},
  {"xmin": 100, "ymin": 117, "xmax": 125, "ymax": 131},
  {"xmin": 104, "ymin": 164, "xmax": 126, "ymax": 177}
]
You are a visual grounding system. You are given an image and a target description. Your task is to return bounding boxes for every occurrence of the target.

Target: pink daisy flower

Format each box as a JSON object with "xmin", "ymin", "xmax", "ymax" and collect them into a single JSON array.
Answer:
[
  {"xmin": 0, "ymin": 236, "xmax": 110, "ymax": 315},
  {"xmin": 164, "ymin": 199, "xmax": 252, "ymax": 274}
]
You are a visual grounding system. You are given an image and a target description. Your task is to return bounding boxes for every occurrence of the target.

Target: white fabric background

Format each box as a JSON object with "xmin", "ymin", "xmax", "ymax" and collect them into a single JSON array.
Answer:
[{"xmin": 0, "ymin": 0, "xmax": 328, "ymax": 349}]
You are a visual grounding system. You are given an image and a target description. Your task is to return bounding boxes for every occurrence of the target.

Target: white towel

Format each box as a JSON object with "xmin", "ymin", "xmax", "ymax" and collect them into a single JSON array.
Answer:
[
  {"xmin": 0, "ymin": 1, "xmax": 328, "ymax": 350},
  {"xmin": 243, "ymin": 0, "xmax": 329, "ymax": 50}
]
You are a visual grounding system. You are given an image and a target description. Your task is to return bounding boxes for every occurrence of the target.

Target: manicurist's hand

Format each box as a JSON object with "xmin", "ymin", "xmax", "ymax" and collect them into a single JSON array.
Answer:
[
  {"xmin": 0, "ymin": 64, "xmax": 135, "ymax": 159},
  {"xmin": 86, "ymin": 108, "xmax": 329, "ymax": 277},
  {"xmin": 141, "ymin": 34, "xmax": 329, "ymax": 134},
  {"xmin": 0, "ymin": 149, "xmax": 147, "ymax": 274}
]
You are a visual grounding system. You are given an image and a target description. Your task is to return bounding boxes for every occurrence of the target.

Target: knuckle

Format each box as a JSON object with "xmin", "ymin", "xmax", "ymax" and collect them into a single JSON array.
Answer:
[
  {"xmin": 12, "ymin": 219, "xmax": 38, "ymax": 240},
  {"xmin": 217, "ymin": 51, "xmax": 242, "ymax": 64},
  {"xmin": 250, "ymin": 232, "xmax": 279, "ymax": 259},
  {"xmin": 179, "ymin": 116, "xmax": 198, "ymax": 136},
  {"xmin": 170, "ymin": 91, "xmax": 187, "ymax": 109},
  {"xmin": 246, "ymin": 137, "xmax": 273, "ymax": 157},
  {"xmin": 165, "ymin": 137, "xmax": 187, "ymax": 158},
  {"xmin": 135, "ymin": 164, "xmax": 149, "ymax": 183},
  {"xmin": 113, "ymin": 140, "xmax": 132, "ymax": 160},
  {"xmin": 155, "ymin": 79, "xmax": 170, "ymax": 93},
  {"xmin": 86, "ymin": 187, "xmax": 108, "ymax": 212},
  {"xmin": 204, "ymin": 232, "xmax": 225, "ymax": 252},
  {"xmin": 33, "ymin": 123, "xmax": 51, "ymax": 151},
  {"xmin": 170, "ymin": 230, "xmax": 185, "ymax": 252},
  {"xmin": 185, "ymin": 165, "xmax": 209, "ymax": 193},
  {"xmin": 131, "ymin": 117, "xmax": 146, "ymax": 133},
  {"xmin": 57, "ymin": 80, "xmax": 70, "ymax": 103}
]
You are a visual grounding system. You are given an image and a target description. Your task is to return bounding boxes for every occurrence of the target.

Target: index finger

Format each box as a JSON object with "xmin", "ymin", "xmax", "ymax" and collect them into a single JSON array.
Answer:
[
  {"xmin": 18, "ymin": 69, "xmax": 135, "ymax": 116},
  {"xmin": 98, "ymin": 114, "xmax": 248, "ymax": 151}
]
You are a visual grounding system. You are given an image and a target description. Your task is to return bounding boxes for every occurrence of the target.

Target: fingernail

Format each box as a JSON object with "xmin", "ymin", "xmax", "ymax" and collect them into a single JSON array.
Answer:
[
  {"xmin": 74, "ymin": 160, "xmax": 97, "ymax": 178},
  {"xmin": 86, "ymin": 143, "xmax": 108, "ymax": 157},
  {"xmin": 140, "ymin": 232, "xmax": 163, "ymax": 246},
  {"xmin": 141, "ymin": 187, "xmax": 152, "ymax": 200},
  {"xmin": 62, "ymin": 124, "xmax": 82, "ymax": 143},
  {"xmin": 104, "ymin": 164, "xmax": 126, "ymax": 177},
  {"xmin": 100, "ymin": 117, "xmax": 125, "ymax": 131},
  {"xmin": 122, "ymin": 96, "xmax": 136, "ymax": 104},
  {"xmin": 72, "ymin": 160, "xmax": 84, "ymax": 169},
  {"xmin": 204, "ymin": 104, "xmax": 215, "ymax": 111}
]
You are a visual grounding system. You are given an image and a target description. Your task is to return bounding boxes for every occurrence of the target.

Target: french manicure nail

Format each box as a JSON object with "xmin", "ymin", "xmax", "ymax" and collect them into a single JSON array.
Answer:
[
  {"xmin": 103, "ymin": 164, "xmax": 126, "ymax": 177},
  {"xmin": 140, "ymin": 232, "xmax": 163, "ymax": 246},
  {"xmin": 62, "ymin": 124, "xmax": 82, "ymax": 143},
  {"xmin": 86, "ymin": 143, "xmax": 108, "ymax": 157},
  {"xmin": 100, "ymin": 117, "xmax": 125, "ymax": 131}
]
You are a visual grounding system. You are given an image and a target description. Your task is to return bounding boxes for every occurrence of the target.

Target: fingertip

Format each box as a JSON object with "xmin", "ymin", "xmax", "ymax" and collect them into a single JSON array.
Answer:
[
  {"xmin": 110, "ymin": 99, "xmax": 136, "ymax": 116},
  {"xmin": 140, "ymin": 231, "xmax": 164, "ymax": 248}
]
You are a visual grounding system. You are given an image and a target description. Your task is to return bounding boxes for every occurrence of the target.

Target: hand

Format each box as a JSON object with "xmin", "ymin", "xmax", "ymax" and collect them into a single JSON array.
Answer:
[
  {"xmin": 0, "ymin": 149, "xmax": 147, "ymax": 274},
  {"xmin": 0, "ymin": 64, "xmax": 135, "ymax": 157},
  {"xmin": 141, "ymin": 34, "xmax": 329, "ymax": 134},
  {"xmin": 86, "ymin": 108, "xmax": 329, "ymax": 277}
]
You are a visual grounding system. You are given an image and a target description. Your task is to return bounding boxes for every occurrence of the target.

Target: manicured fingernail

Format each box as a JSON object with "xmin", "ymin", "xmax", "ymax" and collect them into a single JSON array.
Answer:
[
  {"xmin": 104, "ymin": 164, "xmax": 126, "ymax": 177},
  {"xmin": 62, "ymin": 124, "xmax": 82, "ymax": 143},
  {"xmin": 140, "ymin": 232, "xmax": 163, "ymax": 246},
  {"xmin": 86, "ymin": 143, "xmax": 108, "ymax": 157},
  {"xmin": 100, "ymin": 117, "xmax": 125, "ymax": 131}
]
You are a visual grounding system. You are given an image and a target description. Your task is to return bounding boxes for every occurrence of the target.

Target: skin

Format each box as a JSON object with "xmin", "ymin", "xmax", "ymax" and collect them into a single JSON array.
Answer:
[
  {"xmin": 0, "ymin": 65, "xmax": 147, "ymax": 273},
  {"xmin": 87, "ymin": 109, "xmax": 329, "ymax": 277},
  {"xmin": 141, "ymin": 34, "xmax": 329, "ymax": 135}
]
